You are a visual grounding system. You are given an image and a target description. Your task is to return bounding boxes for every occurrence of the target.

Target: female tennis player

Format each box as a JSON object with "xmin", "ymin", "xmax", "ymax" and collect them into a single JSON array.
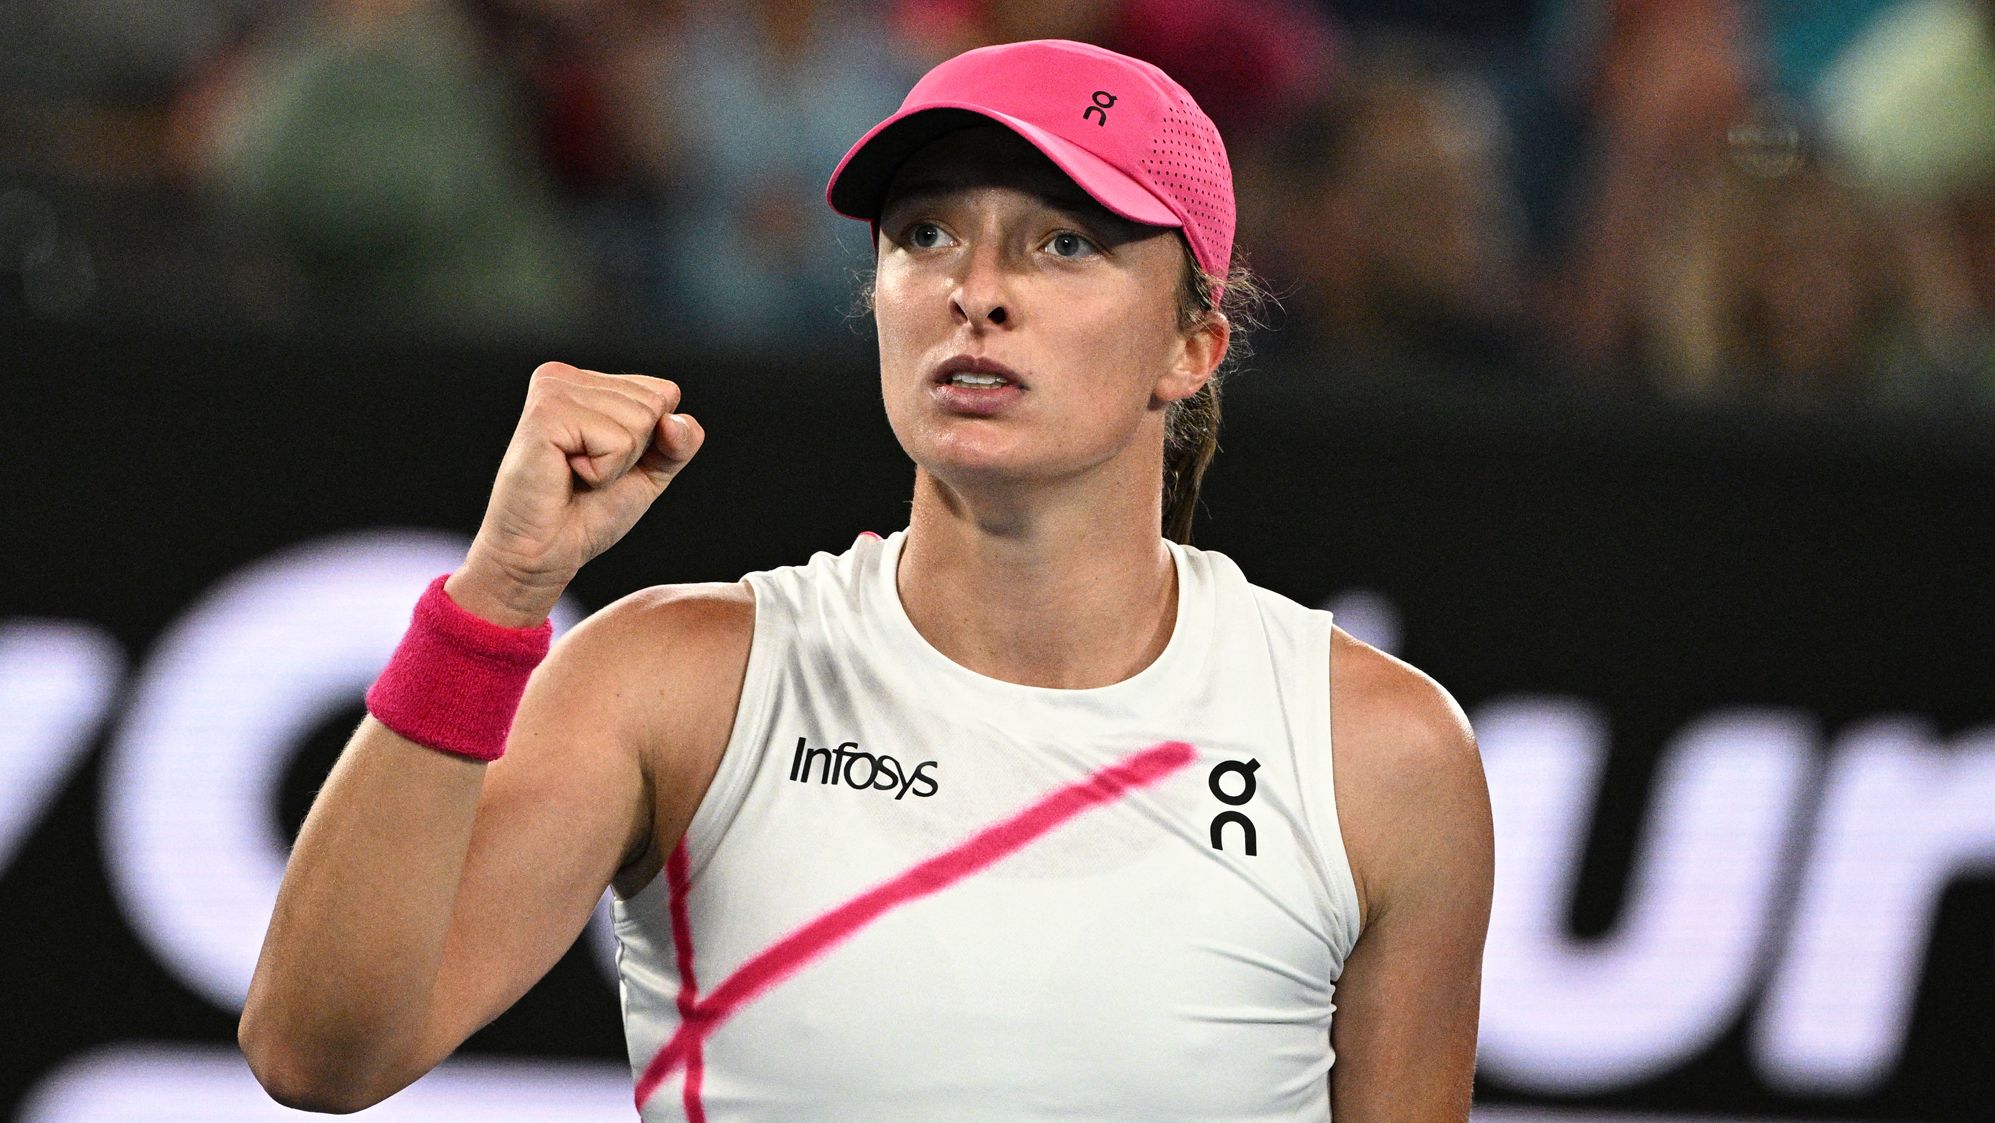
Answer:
[{"xmin": 241, "ymin": 39, "xmax": 1492, "ymax": 1122}]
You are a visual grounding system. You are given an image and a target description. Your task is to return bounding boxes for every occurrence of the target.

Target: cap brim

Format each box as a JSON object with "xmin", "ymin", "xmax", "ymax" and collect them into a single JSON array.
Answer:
[{"xmin": 826, "ymin": 104, "xmax": 1180, "ymax": 230}]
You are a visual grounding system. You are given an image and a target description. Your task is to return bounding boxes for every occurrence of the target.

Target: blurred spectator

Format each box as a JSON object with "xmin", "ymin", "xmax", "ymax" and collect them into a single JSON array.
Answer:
[
  {"xmin": 466, "ymin": 0, "xmax": 689, "ymax": 199},
  {"xmin": 457, "ymin": 0, "xmax": 693, "ymax": 331},
  {"xmin": 1252, "ymin": 50, "xmax": 1535, "ymax": 385},
  {"xmin": 182, "ymin": 0, "xmax": 591, "ymax": 338},
  {"xmin": 1543, "ymin": 0, "xmax": 1755, "ymax": 385},
  {"xmin": 1812, "ymin": 0, "xmax": 1995, "ymax": 403},
  {"xmin": 634, "ymin": 0, "xmax": 915, "ymax": 351},
  {"xmin": 0, "ymin": 0, "xmax": 276, "ymax": 327},
  {"xmin": 1634, "ymin": 136, "xmax": 1915, "ymax": 401}
]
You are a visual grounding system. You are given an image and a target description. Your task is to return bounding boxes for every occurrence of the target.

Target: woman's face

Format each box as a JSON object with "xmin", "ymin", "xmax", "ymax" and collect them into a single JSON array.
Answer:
[{"xmin": 872, "ymin": 124, "xmax": 1223, "ymax": 494}]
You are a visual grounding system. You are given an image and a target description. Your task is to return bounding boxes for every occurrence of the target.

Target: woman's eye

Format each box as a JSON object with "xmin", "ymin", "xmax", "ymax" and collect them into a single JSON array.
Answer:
[
  {"xmin": 1046, "ymin": 232, "xmax": 1099, "ymax": 259},
  {"xmin": 907, "ymin": 222, "xmax": 948, "ymax": 249}
]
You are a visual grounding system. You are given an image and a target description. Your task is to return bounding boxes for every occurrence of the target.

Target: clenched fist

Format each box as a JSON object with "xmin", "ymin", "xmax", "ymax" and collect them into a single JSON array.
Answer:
[{"xmin": 447, "ymin": 362, "xmax": 705, "ymax": 626}]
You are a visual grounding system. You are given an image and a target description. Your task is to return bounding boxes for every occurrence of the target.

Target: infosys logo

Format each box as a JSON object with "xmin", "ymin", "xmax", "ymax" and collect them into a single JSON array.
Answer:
[{"xmin": 787, "ymin": 736, "xmax": 940, "ymax": 799}]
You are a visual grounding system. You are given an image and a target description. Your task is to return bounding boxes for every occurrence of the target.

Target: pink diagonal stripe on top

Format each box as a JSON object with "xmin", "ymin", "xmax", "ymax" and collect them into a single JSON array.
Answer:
[
  {"xmin": 664, "ymin": 844, "xmax": 706, "ymax": 1123},
  {"xmin": 635, "ymin": 740, "xmax": 1196, "ymax": 1112}
]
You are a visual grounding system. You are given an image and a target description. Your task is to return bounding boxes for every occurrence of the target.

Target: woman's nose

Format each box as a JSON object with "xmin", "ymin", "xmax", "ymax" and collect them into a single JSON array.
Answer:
[{"xmin": 951, "ymin": 239, "xmax": 1012, "ymax": 327}]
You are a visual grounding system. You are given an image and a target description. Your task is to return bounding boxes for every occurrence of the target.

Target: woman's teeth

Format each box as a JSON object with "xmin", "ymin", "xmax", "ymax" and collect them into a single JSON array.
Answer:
[{"xmin": 949, "ymin": 373, "xmax": 1008, "ymax": 387}]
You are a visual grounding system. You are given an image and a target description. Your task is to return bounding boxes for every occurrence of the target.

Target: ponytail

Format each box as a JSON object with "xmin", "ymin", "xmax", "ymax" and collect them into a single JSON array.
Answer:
[
  {"xmin": 1162, "ymin": 244, "xmax": 1270, "ymax": 545},
  {"xmin": 1162, "ymin": 380, "xmax": 1221, "ymax": 544}
]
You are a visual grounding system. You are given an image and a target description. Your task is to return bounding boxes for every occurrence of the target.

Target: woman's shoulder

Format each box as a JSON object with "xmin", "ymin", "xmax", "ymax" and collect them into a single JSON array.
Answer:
[
  {"xmin": 1328, "ymin": 626, "xmax": 1489, "ymax": 929},
  {"xmin": 572, "ymin": 581, "xmax": 757, "ymax": 657},
  {"xmin": 542, "ymin": 582, "xmax": 758, "ymax": 734},
  {"xmin": 1328, "ymin": 627, "xmax": 1480, "ymax": 808}
]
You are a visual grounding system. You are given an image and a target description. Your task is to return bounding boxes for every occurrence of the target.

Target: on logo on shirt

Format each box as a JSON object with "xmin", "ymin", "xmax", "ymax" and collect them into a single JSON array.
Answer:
[{"xmin": 1209, "ymin": 756, "xmax": 1259, "ymax": 856}]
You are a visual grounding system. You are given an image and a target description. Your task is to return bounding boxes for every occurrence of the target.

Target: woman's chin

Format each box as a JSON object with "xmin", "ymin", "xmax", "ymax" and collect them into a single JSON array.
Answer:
[
  {"xmin": 920, "ymin": 454, "xmax": 1038, "ymax": 492},
  {"xmin": 911, "ymin": 436, "xmax": 1062, "ymax": 494},
  {"xmin": 903, "ymin": 416, "xmax": 1140, "ymax": 498}
]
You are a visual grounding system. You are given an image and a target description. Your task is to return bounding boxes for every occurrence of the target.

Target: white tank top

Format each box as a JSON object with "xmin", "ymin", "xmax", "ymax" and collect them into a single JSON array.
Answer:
[{"xmin": 611, "ymin": 530, "xmax": 1362, "ymax": 1121}]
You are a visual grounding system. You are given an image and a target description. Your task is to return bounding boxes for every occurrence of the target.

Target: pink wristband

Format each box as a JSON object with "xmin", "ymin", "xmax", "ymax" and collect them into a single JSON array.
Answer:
[{"xmin": 365, "ymin": 574, "xmax": 553, "ymax": 762}]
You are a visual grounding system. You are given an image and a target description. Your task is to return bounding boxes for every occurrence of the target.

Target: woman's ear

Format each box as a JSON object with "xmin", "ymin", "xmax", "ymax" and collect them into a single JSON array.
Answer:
[{"xmin": 1156, "ymin": 311, "xmax": 1230, "ymax": 404}]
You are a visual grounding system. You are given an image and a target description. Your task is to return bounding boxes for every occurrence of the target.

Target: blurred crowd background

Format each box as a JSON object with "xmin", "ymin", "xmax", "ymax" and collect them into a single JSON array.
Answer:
[{"xmin": 5, "ymin": 0, "xmax": 1995, "ymax": 410}]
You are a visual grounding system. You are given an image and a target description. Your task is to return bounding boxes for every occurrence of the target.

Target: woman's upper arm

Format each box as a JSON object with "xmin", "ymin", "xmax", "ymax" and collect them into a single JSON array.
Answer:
[
  {"xmin": 408, "ymin": 581, "xmax": 754, "ymax": 1069},
  {"xmin": 1327, "ymin": 631, "xmax": 1495, "ymax": 1121}
]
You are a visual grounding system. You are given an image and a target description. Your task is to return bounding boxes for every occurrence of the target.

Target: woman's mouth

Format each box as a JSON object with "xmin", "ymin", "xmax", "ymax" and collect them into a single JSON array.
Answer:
[
  {"xmin": 930, "ymin": 356, "xmax": 1027, "ymax": 415},
  {"xmin": 930, "ymin": 354, "xmax": 1028, "ymax": 387},
  {"xmin": 944, "ymin": 372, "xmax": 1011, "ymax": 388}
]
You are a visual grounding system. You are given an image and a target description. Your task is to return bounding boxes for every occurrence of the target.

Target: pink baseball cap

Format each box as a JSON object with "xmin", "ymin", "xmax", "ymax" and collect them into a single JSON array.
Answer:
[{"xmin": 826, "ymin": 38, "xmax": 1235, "ymax": 292}]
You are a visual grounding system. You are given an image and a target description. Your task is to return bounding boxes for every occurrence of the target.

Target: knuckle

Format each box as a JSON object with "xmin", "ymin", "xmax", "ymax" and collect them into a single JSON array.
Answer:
[
  {"xmin": 618, "ymin": 383, "xmax": 669, "ymax": 418},
  {"xmin": 522, "ymin": 390, "xmax": 569, "ymax": 428},
  {"xmin": 627, "ymin": 374, "xmax": 680, "ymax": 407}
]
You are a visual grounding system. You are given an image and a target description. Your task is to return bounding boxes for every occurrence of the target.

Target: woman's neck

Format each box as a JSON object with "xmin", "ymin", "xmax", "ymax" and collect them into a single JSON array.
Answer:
[{"xmin": 896, "ymin": 468, "xmax": 1178, "ymax": 690}]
